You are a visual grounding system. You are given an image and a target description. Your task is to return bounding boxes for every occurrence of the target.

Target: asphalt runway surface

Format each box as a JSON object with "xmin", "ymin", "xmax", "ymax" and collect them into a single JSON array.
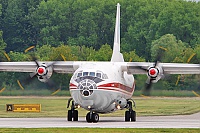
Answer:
[{"xmin": 0, "ymin": 112, "xmax": 199, "ymax": 128}]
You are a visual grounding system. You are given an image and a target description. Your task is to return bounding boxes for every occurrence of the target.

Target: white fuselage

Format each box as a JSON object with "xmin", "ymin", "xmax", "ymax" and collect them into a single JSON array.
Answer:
[{"xmin": 69, "ymin": 62, "xmax": 135, "ymax": 113}]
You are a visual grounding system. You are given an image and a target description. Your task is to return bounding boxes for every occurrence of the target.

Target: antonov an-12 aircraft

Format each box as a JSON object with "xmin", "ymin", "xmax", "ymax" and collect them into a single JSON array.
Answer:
[{"xmin": 0, "ymin": 3, "xmax": 200, "ymax": 123}]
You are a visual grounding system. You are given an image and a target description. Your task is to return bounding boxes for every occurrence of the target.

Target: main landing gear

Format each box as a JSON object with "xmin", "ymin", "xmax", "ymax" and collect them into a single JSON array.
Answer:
[
  {"xmin": 67, "ymin": 98, "xmax": 78, "ymax": 121},
  {"xmin": 125, "ymin": 99, "xmax": 136, "ymax": 122}
]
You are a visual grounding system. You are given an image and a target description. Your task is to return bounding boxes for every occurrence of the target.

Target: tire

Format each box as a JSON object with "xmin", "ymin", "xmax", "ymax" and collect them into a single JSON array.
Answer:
[
  {"xmin": 125, "ymin": 111, "xmax": 130, "ymax": 122},
  {"xmin": 130, "ymin": 110, "xmax": 136, "ymax": 122},
  {"xmin": 68, "ymin": 110, "xmax": 72, "ymax": 121},
  {"xmin": 86, "ymin": 112, "xmax": 92, "ymax": 123},
  {"xmin": 73, "ymin": 110, "xmax": 78, "ymax": 121},
  {"xmin": 92, "ymin": 113, "xmax": 99, "ymax": 123}
]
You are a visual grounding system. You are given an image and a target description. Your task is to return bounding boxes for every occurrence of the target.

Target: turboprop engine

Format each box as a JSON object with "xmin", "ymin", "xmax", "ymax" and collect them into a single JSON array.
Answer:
[
  {"xmin": 35, "ymin": 63, "xmax": 53, "ymax": 82},
  {"xmin": 146, "ymin": 64, "xmax": 164, "ymax": 83}
]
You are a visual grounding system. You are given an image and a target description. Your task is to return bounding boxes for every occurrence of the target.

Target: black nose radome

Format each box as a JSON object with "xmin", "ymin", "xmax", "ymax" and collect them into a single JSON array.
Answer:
[{"xmin": 83, "ymin": 90, "xmax": 90, "ymax": 96}]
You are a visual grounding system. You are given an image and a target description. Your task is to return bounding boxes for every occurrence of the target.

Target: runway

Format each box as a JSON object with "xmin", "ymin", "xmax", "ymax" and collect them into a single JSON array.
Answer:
[{"xmin": 0, "ymin": 112, "xmax": 200, "ymax": 128}]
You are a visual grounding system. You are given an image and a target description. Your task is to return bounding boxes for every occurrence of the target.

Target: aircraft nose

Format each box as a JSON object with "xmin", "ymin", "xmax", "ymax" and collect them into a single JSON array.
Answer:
[{"xmin": 78, "ymin": 79, "xmax": 97, "ymax": 97}]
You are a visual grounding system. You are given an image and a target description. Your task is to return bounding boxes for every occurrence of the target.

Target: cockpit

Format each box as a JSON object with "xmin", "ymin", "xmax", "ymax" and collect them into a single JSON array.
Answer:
[{"xmin": 74, "ymin": 70, "xmax": 108, "ymax": 80}]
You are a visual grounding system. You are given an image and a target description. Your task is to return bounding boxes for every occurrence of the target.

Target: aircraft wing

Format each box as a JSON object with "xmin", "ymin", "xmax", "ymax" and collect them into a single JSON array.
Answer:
[
  {"xmin": 125, "ymin": 62, "xmax": 200, "ymax": 74},
  {"xmin": 0, "ymin": 61, "xmax": 80, "ymax": 74}
]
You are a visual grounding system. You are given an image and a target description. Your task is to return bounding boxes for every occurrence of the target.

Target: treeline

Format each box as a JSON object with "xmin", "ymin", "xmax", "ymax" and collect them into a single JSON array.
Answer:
[
  {"xmin": 0, "ymin": 0, "xmax": 199, "ymax": 58},
  {"xmin": 0, "ymin": 0, "xmax": 200, "ymax": 92}
]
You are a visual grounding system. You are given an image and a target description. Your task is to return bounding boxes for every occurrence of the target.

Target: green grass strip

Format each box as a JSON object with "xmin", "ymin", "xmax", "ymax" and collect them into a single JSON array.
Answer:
[{"xmin": 0, "ymin": 128, "xmax": 199, "ymax": 133}]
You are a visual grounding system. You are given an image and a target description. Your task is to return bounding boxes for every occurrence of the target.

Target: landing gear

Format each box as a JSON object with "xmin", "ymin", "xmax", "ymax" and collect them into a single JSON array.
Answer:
[
  {"xmin": 125, "ymin": 100, "xmax": 136, "ymax": 122},
  {"xmin": 67, "ymin": 98, "xmax": 78, "ymax": 121},
  {"xmin": 86, "ymin": 111, "xmax": 99, "ymax": 123}
]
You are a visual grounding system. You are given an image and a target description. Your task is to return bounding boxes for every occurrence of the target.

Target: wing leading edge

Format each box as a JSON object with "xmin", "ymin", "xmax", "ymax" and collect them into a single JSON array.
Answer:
[
  {"xmin": 0, "ymin": 61, "xmax": 80, "ymax": 74},
  {"xmin": 125, "ymin": 62, "xmax": 200, "ymax": 75},
  {"xmin": 1, "ymin": 61, "xmax": 200, "ymax": 75}
]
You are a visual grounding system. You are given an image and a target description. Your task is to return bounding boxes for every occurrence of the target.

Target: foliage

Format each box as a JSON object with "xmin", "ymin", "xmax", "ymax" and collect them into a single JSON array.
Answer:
[
  {"xmin": 0, "ymin": 0, "xmax": 199, "ymax": 92},
  {"xmin": 0, "ymin": 30, "xmax": 7, "ymax": 61}
]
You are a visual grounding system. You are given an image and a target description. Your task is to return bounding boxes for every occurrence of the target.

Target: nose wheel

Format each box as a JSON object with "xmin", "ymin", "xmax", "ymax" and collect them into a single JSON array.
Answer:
[
  {"xmin": 86, "ymin": 111, "xmax": 99, "ymax": 123},
  {"xmin": 125, "ymin": 100, "xmax": 136, "ymax": 122}
]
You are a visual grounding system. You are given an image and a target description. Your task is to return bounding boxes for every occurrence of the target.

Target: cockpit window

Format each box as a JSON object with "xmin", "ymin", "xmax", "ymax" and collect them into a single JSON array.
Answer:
[
  {"xmin": 77, "ymin": 72, "xmax": 82, "ymax": 78},
  {"xmin": 75, "ymin": 70, "xmax": 108, "ymax": 79},
  {"xmin": 96, "ymin": 73, "xmax": 102, "ymax": 78},
  {"xmin": 89, "ymin": 72, "xmax": 95, "ymax": 77},
  {"xmin": 102, "ymin": 74, "xmax": 108, "ymax": 79},
  {"xmin": 83, "ymin": 72, "xmax": 89, "ymax": 76}
]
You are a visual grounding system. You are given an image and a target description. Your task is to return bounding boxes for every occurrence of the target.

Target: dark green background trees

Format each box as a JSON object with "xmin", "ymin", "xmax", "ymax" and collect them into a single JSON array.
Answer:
[{"xmin": 0, "ymin": 0, "xmax": 199, "ymax": 92}]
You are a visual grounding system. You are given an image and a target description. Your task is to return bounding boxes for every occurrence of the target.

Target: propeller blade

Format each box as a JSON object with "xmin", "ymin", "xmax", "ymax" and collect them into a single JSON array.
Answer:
[
  {"xmin": 143, "ymin": 78, "xmax": 153, "ymax": 96},
  {"xmin": 192, "ymin": 90, "xmax": 200, "ymax": 97},
  {"xmin": 25, "ymin": 46, "xmax": 35, "ymax": 53},
  {"xmin": 17, "ymin": 80, "xmax": 25, "ymax": 90},
  {"xmin": 187, "ymin": 53, "xmax": 196, "ymax": 63},
  {"xmin": 0, "ymin": 87, "xmax": 6, "ymax": 93},
  {"xmin": 176, "ymin": 53, "xmax": 196, "ymax": 86},
  {"xmin": 30, "ymin": 72, "xmax": 37, "ymax": 78},
  {"xmin": 51, "ymin": 88, "xmax": 61, "ymax": 96},
  {"xmin": 3, "ymin": 52, "xmax": 11, "ymax": 61},
  {"xmin": 47, "ymin": 61, "xmax": 57, "ymax": 68},
  {"xmin": 60, "ymin": 54, "xmax": 67, "ymax": 61}
]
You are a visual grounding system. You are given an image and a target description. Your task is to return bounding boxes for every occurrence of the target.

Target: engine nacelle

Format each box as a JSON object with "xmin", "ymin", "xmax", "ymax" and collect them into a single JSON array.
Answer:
[
  {"xmin": 115, "ymin": 97, "xmax": 127, "ymax": 109},
  {"xmin": 147, "ymin": 64, "xmax": 164, "ymax": 83},
  {"xmin": 36, "ymin": 63, "xmax": 53, "ymax": 82}
]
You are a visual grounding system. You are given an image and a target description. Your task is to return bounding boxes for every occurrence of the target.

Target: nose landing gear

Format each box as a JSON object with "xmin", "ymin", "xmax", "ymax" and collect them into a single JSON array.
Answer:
[{"xmin": 86, "ymin": 111, "xmax": 99, "ymax": 123}]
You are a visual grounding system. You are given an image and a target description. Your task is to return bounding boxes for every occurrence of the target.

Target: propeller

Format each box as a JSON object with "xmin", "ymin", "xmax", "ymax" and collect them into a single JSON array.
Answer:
[
  {"xmin": 17, "ymin": 46, "xmax": 60, "ymax": 95},
  {"xmin": 139, "ymin": 46, "xmax": 167, "ymax": 96}
]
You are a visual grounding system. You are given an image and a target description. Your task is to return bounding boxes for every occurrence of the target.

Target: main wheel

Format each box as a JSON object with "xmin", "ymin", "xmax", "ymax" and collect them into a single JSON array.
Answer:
[
  {"xmin": 73, "ymin": 110, "xmax": 78, "ymax": 121},
  {"xmin": 130, "ymin": 110, "xmax": 136, "ymax": 122},
  {"xmin": 92, "ymin": 113, "xmax": 99, "ymax": 123},
  {"xmin": 68, "ymin": 110, "xmax": 72, "ymax": 121},
  {"xmin": 86, "ymin": 112, "xmax": 92, "ymax": 123},
  {"xmin": 125, "ymin": 111, "xmax": 130, "ymax": 122}
]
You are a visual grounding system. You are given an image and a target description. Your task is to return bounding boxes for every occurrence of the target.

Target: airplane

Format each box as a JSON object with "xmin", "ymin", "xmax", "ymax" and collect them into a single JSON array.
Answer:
[{"xmin": 0, "ymin": 3, "xmax": 200, "ymax": 123}]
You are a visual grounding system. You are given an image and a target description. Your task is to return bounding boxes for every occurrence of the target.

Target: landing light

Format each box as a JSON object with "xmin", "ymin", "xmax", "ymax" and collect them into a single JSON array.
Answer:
[
  {"xmin": 88, "ymin": 106, "xmax": 91, "ymax": 109},
  {"xmin": 116, "ymin": 105, "xmax": 121, "ymax": 109}
]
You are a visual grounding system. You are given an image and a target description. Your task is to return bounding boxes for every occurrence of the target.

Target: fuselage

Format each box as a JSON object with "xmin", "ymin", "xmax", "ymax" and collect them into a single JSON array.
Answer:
[{"xmin": 69, "ymin": 62, "xmax": 135, "ymax": 113}]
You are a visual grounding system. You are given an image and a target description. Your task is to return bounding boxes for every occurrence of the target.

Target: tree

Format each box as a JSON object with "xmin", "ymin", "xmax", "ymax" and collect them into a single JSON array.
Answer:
[
  {"xmin": 151, "ymin": 34, "xmax": 186, "ymax": 63},
  {"xmin": 0, "ymin": 31, "xmax": 7, "ymax": 60},
  {"xmin": 123, "ymin": 50, "xmax": 145, "ymax": 62},
  {"xmin": 93, "ymin": 44, "xmax": 112, "ymax": 61},
  {"xmin": 2, "ymin": 0, "xmax": 42, "ymax": 52},
  {"xmin": 70, "ymin": 45, "xmax": 95, "ymax": 61}
]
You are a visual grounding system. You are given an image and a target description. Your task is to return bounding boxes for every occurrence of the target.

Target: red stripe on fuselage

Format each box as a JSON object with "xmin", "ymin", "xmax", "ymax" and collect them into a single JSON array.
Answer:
[
  {"xmin": 97, "ymin": 87, "xmax": 131, "ymax": 96},
  {"xmin": 69, "ymin": 82, "xmax": 135, "ymax": 95},
  {"xmin": 69, "ymin": 83, "xmax": 77, "ymax": 89},
  {"xmin": 98, "ymin": 82, "xmax": 134, "ymax": 93}
]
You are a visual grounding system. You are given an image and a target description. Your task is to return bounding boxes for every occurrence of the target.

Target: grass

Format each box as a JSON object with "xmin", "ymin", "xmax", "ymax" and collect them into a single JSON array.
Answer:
[
  {"xmin": 0, "ymin": 96, "xmax": 199, "ymax": 118},
  {"xmin": 0, "ymin": 89, "xmax": 199, "ymax": 97},
  {"xmin": 0, "ymin": 128, "xmax": 199, "ymax": 133}
]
